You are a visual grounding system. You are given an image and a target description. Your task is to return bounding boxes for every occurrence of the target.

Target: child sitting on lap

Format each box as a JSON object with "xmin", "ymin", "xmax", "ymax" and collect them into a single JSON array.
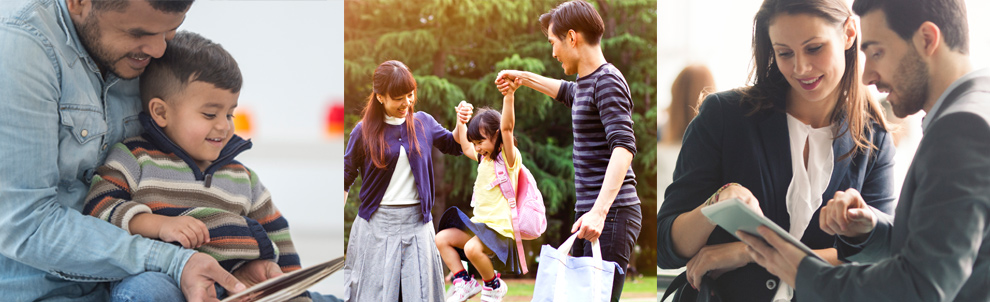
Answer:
[{"xmin": 83, "ymin": 31, "xmax": 308, "ymax": 302}]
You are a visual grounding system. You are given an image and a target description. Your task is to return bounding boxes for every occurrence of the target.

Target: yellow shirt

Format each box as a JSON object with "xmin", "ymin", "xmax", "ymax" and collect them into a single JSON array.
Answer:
[{"xmin": 469, "ymin": 147, "xmax": 521, "ymax": 239}]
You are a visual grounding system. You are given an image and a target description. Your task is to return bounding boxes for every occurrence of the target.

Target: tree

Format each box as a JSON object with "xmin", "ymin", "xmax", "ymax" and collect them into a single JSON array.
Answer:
[{"xmin": 344, "ymin": 0, "xmax": 657, "ymax": 276}]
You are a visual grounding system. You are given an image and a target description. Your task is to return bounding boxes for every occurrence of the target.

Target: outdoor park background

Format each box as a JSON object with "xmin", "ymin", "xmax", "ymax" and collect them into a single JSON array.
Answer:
[{"xmin": 343, "ymin": 0, "xmax": 658, "ymax": 299}]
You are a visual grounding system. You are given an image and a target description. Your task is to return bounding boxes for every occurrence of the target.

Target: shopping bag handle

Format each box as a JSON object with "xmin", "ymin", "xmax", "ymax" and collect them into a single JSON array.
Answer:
[
  {"xmin": 556, "ymin": 233, "xmax": 604, "ymax": 264},
  {"xmin": 553, "ymin": 233, "xmax": 605, "ymax": 301}
]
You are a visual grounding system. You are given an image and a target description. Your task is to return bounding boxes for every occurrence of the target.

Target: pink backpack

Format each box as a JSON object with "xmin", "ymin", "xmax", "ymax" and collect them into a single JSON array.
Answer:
[{"xmin": 485, "ymin": 153, "xmax": 547, "ymax": 274}]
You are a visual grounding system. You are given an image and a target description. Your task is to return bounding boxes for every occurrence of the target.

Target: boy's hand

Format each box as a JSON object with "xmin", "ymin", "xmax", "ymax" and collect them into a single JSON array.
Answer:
[
  {"xmin": 456, "ymin": 101, "xmax": 474, "ymax": 124},
  {"xmin": 232, "ymin": 260, "xmax": 284, "ymax": 288},
  {"xmin": 159, "ymin": 216, "xmax": 211, "ymax": 248}
]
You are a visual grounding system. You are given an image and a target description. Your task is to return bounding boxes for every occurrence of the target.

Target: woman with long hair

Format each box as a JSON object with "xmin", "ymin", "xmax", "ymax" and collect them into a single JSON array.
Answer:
[
  {"xmin": 343, "ymin": 60, "xmax": 467, "ymax": 301},
  {"xmin": 657, "ymin": 0, "xmax": 897, "ymax": 300}
]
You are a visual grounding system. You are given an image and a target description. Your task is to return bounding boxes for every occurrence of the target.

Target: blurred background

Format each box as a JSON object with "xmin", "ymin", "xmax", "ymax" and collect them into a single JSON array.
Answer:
[
  {"xmin": 344, "ymin": 0, "xmax": 657, "ymax": 300},
  {"xmin": 656, "ymin": 0, "xmax": 990, "ymax": 295},
  {"xmin": 181, "ymin": 0, "xmax": 345, "ymax": 297}
]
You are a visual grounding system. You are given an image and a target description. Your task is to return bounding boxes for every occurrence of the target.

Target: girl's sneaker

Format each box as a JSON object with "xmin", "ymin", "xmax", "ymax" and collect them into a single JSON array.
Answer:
[
  {"xmin": 445, "ymin": 278, "xmax": 482, "ymax": 302},
  {"xmin": 480, "ymin": 275, "xmax": 507, "ymax": 302}
]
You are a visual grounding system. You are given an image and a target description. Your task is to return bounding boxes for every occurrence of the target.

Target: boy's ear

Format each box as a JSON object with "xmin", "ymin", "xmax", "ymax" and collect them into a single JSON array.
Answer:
[{"xmin": 148, "ymin": 98, "xmax": 169, "ymax": 128}]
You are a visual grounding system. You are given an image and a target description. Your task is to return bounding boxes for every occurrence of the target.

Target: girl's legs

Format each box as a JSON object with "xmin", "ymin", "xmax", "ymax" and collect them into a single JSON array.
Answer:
[
  {"xmin": 435, "ymin": 228, "xmax": 472, "ymax": 273},
  {"xmin": 463, "ymin": 236, "xmax": 495, "ymax": 281}
]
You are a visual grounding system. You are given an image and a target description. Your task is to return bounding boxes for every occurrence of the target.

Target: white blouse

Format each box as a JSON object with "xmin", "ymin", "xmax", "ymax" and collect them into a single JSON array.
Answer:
[
  {"xmin": 380, "ymin": 114, "xmax": 421, "ymax": 205},
  {"xmin": 776, "ymin": 113, "xmax": 834, "ymax": 301}
]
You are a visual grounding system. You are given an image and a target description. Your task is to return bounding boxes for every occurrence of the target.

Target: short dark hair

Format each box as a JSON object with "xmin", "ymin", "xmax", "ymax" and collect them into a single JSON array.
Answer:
[
  {"xmin": 540, "ymin": 0, "xmax": 605, "ymax": 45},
  {"xmin": 852, "ymin": 0, "xmax": 969, "ymax": 54},
  {"xmin": 140, "ymin": 31, "xmax": 242, "ymax": 112},
  {"xmin": 92, "ymin": 0, "xmax": 194, "ymax": 14}
]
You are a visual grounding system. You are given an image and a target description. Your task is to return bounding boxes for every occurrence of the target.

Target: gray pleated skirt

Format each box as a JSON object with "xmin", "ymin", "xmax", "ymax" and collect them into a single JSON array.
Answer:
[{"xmin": 342, "ymin": 204, "xmax": 445, "ymax": 302}]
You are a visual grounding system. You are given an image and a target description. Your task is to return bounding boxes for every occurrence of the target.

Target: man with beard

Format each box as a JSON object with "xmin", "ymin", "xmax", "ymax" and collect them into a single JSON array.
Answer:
[
  {"xmin": 0, "ymin": 0, "xmax": 246, "ymax": 301},
  {"xmin": 735, "ymin": 0, "xmax": 990, "ymax": 301}
]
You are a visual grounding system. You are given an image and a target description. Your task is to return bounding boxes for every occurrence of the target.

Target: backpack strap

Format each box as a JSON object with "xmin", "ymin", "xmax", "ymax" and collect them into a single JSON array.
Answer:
[{"xmin": 490, "ymin": 153, "xmax": 529, "ymax": 274}]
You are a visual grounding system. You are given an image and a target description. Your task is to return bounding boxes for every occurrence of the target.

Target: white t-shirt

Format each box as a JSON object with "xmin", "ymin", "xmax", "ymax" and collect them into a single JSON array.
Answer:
[{"xmin": 380, "ymin": 114, "xmax": 421, "ymax": 205}]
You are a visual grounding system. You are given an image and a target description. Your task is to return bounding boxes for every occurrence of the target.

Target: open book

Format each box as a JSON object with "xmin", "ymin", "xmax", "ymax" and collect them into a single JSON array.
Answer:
[
  {"xmin": 701, "ymin": 198, "xmax": 825, "ymax": 262},
  {"xmin": 221, "ymin": 256, "xmax": 345, "ymax": 302}
]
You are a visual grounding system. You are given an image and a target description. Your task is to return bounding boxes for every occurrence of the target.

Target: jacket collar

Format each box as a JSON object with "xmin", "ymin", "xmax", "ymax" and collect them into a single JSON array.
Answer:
[
  {"xmin": 139, "ymin": 112, "xmax": 252, "ymax": 181},
  {"xmin": 55, "ymin": 0, "xmax": 101, "ymax": 74}
]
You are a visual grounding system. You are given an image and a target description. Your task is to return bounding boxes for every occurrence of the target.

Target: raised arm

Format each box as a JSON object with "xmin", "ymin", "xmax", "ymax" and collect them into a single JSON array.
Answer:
[
  {"xmin": 496, "ymin": 70, "xmax": 563, "ymax": 99},
  {"xmin": 500, "ymin": 81, "xmax": 518, "ymax": 166},
  {"xmin": 454, "ymin": 101, "xmax": 477, "ymax": 162}
]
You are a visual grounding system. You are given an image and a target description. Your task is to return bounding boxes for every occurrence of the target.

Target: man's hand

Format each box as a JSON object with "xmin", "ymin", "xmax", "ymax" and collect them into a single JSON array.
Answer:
[
  {"xmin": 572, "ymin": 209, "xmax": 607, "ymax": 241},
  {"xmin": 495, "ymin": 70, "xmax": 524, "ymax": 95},
  {"xmin": 736, "ymin": 227, "xmax": 806, "ymax": 288},
  {"xmin": 232, "ymin": 260, "xmax": 284, "ymax": 288},
  {"xmin": 159, "ymin": 216, "xmax": 210, "ymax": 248},
  {"xmin": 180, "ymin": 253, "xmax": 246, "ymax": 302},
  {"xmin": 819, "ymin": 188, "xmax": 876, "ymax": 240}
]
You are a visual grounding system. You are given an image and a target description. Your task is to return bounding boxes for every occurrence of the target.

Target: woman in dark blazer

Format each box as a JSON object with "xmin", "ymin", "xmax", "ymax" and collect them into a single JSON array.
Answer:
[{"xmin": 657, "ymin": 0, "xmax": 896, "ymax": 301}]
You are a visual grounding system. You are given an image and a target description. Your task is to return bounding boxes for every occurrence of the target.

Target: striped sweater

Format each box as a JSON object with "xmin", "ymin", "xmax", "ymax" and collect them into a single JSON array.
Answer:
[
  {"xmin": 555, "ymin": 63, "xmax": 640, "ymax": 211},
  {"xmin": 83, "ymin": 114, "xmax": 302, "ymax": 278}
]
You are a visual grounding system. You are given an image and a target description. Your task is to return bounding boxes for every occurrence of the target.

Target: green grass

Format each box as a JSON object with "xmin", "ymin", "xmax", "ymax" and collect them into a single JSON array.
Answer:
[{"xmin": 447, "ymin": 276, "xmax": 658, "ymax": 301}]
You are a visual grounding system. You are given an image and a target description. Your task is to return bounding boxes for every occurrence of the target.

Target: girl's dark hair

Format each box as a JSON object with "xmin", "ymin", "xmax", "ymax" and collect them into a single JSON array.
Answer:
[
  {"xmin": 741, "ymin": 0, "xmax": 888, "ymax": 160},
  {"xmin": 466, "ymin": 108, "xmax": 513, "ymax": 158},
  {"xmin": 360, "ymin": 60, "xmax": 421, "ymax": 169}
]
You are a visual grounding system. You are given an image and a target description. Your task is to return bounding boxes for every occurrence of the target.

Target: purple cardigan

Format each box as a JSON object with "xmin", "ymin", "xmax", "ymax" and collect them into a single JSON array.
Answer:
[{"xmin": 344, "ymin": 112, "xmax": 463, "ymax": 223}]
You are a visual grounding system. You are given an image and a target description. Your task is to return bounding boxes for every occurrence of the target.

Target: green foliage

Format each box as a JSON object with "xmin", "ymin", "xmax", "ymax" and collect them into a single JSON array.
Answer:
[{"xmin": 344, "ymin": 0, "xmax": 657, "ymax": 276}]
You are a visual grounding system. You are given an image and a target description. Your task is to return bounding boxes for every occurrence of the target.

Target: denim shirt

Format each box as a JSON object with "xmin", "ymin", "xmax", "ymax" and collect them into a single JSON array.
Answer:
[{"xmin": 0, "ymin": 0, "xmax": 194, "ymax": 300}]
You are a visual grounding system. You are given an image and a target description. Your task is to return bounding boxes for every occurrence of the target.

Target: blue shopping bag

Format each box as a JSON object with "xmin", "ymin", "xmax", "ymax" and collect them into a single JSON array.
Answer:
[{"xmin": 531, "ymin": 233, "xmax": 622, "ymax": 302}]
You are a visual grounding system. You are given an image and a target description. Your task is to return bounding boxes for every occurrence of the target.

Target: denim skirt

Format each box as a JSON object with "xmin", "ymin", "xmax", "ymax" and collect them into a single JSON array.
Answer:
[{"xmin": 437, "ymin": 206, "xmax": 523, "ymax": 274}]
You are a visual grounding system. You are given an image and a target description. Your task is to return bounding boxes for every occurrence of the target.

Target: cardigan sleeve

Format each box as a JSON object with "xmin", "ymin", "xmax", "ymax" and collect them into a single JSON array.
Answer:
[
  {"xmin": 421, "ymin": 112, "xmax": 462, "ymax": 156},
  {"xmin": 344, "ymin": 122, "xmax": 364, "ymax": 192}
]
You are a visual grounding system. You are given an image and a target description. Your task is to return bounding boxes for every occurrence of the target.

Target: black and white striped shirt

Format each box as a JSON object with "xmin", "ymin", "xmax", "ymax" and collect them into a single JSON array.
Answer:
[{"xmin": 555, "ymin": 63, "xmax": 639, "ymax": 211}]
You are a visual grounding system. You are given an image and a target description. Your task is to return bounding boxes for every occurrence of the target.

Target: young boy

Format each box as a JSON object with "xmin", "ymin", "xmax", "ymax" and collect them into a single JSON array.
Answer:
[{"xmin": 83, "ymin": 31, "xmax": 308, "ymax": 302}]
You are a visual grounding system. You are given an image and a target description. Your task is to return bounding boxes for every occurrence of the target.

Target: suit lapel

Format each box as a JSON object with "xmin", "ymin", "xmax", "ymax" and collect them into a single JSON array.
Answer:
[
  {"xmin": 826, "ymin": 120, "xmax": 853, "ymax": 198},
  {"xmin": 757, "ymin": 109, "xmax": 792, "ymax": 224}
]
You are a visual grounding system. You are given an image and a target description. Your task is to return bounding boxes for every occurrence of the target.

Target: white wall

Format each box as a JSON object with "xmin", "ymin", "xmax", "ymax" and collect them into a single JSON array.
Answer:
[
  {"xmin": 657, "ymin": 0, "xmax": 990, "ymax": 112},
  {"xmin": 179, "ymin": 0, "xmax": 345, "ymax": 297}
]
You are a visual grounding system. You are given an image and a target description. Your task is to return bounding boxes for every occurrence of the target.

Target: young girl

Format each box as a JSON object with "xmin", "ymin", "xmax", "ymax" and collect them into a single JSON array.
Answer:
[{"xmin": 435, "ymin": 81, "xmax": 525, "ymax": 302}]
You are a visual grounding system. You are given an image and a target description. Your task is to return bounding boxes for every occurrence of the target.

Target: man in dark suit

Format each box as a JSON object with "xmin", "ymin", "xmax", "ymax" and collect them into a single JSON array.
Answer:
[{"xmin": 738, "ymin": 0, "xmax": 990, "ymax": 301}]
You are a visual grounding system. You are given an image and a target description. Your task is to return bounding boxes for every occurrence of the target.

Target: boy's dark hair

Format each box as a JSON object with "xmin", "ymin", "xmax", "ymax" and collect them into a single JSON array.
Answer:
[
  {"xmin": 540, "ymin": 0, "xmax": 605, "ymax": 45},
  {"xmin": 467, "ymin": 108, "xmax": 514, "ymax": 158},
  {"xmin": 92, "ymin": 0, "xmax": 194, "ymax": 14},
  {"xmin": 852, "ymin": 0, "xmax": 969, "ymax": 54},
  {"xmin": 140, "ymin": 31, "xmax": 242, "ymax": 112}
]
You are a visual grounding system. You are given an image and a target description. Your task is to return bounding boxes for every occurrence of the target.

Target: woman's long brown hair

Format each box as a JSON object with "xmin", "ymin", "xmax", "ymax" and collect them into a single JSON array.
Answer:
[
  {"xmin": 741, "ymin": 0, "xmax": 888, "ymax": 160},
  {"xmin": 361, "ymin": 60, "xmax": 422, "ymax": 169}
]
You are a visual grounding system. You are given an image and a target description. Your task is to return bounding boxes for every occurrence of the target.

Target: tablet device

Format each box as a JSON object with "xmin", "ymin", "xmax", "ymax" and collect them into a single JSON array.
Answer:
[
  {"xmin": 701, "ymin": 198, "xmax": 825, "ymax": 262},
  {"xmin": 220, "ymin": 256, "xmax": 345, "ymax": 302}
]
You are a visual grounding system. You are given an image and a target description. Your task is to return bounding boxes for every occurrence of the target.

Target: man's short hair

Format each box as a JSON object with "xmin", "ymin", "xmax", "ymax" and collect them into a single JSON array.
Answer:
[
  {"xmin": 539, "ymin": 0, "xmax": 605, "ymax": 45},
  {"xmin": 92, "ymin": 0, "xmax": 193, "ymax": 14},
  {"xmin": 853, "ymin": 0, "xmax": 969, "ymax": 54},
  {"xmin": 139, "ymin": 31, "xmax": 242, "ymax": 112}
]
